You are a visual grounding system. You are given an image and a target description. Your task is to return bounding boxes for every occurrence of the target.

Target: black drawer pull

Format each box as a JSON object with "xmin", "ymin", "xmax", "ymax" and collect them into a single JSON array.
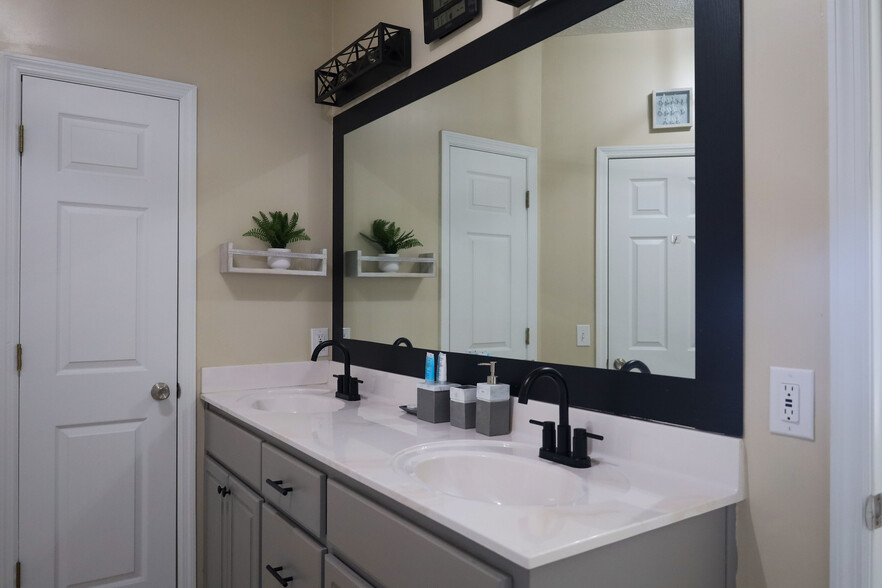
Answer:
[
  {"xmin": 266, "ymin": 478, "xmax": 293, "ymax": 496},
  {"xmin": 266, "ymin": 564, "xmax": 293, "ymax": 586},
  {"xmin": 217, "ymin": 485, "xmax": 230, "ymax": 497}
]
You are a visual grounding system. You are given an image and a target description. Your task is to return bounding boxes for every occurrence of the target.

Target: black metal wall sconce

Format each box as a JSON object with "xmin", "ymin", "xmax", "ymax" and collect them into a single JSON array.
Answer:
[{"xmin": 315, "ymin": 23, "xmax": 411, "ymax": 107}]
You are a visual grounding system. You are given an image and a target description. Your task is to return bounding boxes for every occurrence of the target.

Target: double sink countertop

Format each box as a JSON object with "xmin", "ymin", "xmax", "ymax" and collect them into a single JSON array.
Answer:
[{"xmin": 201, "ymin": 360, "xmax": 743, "ymax": 570}]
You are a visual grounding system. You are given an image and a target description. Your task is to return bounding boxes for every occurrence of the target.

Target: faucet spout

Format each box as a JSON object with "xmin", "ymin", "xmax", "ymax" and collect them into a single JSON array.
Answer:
[
  {"xmin": 518, "ymin": 366, "xmax": 569, "ymax": 432},
  {"xmin": 311, "ymin": 339, "xmax": 361, "ymax": 401}
]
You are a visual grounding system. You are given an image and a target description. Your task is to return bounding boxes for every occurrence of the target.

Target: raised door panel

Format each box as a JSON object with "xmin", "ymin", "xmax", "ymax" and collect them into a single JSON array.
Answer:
[
  {"xmin": 262, "ymin": 504, "xmax": 326, "ymax": 588},
  {"xmin": 204, "ymin": 457, "xmax": 229, "ymax": 588},
  {"xmin": 228, "ymin": 474, "xmax": 263, "ymax": 588}
]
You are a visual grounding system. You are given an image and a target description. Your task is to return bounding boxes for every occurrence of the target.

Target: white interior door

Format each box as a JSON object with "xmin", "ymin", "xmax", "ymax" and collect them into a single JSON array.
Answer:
[
  {"xmin": 446, "ymin": 142, "xmax": 531, "ymax": 359},
  {"xmin": 18, "ymin": 76, "xmax": 179, "ymax": 587},
  {"xmin": 607, "ymin": 155, "xmax": 695, "ymax": 378}
]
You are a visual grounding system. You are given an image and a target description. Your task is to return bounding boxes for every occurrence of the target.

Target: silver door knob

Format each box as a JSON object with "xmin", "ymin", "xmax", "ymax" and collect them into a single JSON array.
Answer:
[
  {"xmin": 613, "ymin": 358, "xmax": 626, "ymax": 370},
  {"xmin": 151, "ymin": 382, "xmax": 171, "ymax": 401}
]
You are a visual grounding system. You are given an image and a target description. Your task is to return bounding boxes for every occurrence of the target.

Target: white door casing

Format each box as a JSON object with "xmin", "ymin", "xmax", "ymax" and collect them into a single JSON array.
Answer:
[
  {"xmin": 0, "ymin": 54, "xmax": 197, "ymax": 588},
  {"xmin": 440, "ymin": 131, "xmax": 537, "ymax": 360},
  {"xmin": 595, "ymin": 145, "xmax": 695, "ymax": 378}
]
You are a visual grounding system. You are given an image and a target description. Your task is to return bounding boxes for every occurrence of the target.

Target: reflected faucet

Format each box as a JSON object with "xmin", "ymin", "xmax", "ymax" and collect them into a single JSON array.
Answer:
[
  {"xmin": 620, "ymin": 359, "xmax": 651, "ymax": 374},
  {"xmin": 311, "ymin": 339, "xmax": 362, "ymax": 401},
  {"xmin": 392, "ymin": 337, "xmax": 413, "ymax": 348},
  {"xmin": 518, "ymin": 366, "xmax": 602, "ymax": 468}
]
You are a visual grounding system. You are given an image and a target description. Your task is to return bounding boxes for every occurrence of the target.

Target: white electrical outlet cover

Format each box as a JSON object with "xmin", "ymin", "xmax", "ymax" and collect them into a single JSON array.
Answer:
[
  {"xmin": 769, "ymin": 366, "xmax": 814, "ymax": 440},
  {"xmin": 311, "ymin": 328, "xmax": 329, "ymax": 357}
]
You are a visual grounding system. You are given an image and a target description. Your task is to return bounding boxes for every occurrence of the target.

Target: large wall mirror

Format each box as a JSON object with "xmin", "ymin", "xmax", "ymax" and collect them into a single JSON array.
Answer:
[{"xmin": 333, "ymin": 0, "xmax": 743, "ymax": 436}]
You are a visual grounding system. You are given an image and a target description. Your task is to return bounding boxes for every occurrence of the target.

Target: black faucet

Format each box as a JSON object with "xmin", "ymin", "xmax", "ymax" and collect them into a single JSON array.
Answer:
[
  {"xmin": 311, "ymin": 339, "xmax": 362, "ymax": 401},
  {"xmin": 518, "ymin": 366, "xmax": 602, "ymax": 468},
  {"xmin": 620, "ymin": 359, "xmax": 651, "ymax": 374},
  {"xmin": 392, "ymin": 337, "xmax": 413, "ymax": 348}
]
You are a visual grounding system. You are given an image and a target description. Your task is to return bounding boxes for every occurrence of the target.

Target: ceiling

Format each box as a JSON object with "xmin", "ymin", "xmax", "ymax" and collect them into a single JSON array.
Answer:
[{"xmin": 559, "ymin": 0, "xmax": 694, "ymax": 35}]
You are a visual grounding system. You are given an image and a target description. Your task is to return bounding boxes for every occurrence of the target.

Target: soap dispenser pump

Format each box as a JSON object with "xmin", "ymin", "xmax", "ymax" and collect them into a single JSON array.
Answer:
[{"xmin": 476, "ymin": 361, "xmax": 512, "ymax": 436}]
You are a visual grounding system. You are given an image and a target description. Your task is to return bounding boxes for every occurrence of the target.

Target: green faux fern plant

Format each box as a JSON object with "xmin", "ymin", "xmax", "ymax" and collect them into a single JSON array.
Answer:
[
  {"xmin": 243, "ymin": 211, "xmax": 310, "ymax": 249},
  {"xmin": 359, "ymin": 219, "xmax": 423, "ymax": 254}
]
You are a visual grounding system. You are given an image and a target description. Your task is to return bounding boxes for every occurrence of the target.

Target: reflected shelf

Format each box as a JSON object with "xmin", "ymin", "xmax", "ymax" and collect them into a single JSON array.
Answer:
[{"xmin": 345, "ymin": 250, "xmax": 436, "ymax": 278}]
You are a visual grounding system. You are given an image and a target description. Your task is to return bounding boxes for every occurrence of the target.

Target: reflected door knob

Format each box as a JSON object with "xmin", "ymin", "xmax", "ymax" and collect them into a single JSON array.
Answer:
[
  {"xmin": 151, "ymin": 382, "xmax": 171, "ymax": 401},
  {"xmin": 613, "ymin": 358, "xmax": 627, "ymax": 370}
]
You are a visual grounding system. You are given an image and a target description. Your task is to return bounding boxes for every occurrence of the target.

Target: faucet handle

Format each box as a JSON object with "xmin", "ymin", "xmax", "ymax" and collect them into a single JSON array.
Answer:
[
  {"xmin": 572, "ymin": 428, "xmax": 603, "ymax": 461},
  {"xmin": 529, "ymin": 419, "xmax": 556, "ymax": 453}
]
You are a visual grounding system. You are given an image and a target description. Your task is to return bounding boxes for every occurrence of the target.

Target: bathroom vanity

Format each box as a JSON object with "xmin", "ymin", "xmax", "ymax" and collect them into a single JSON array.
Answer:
[{"xmin": 202, "ymin": 361, "xmax": 742, "ymax": 588}]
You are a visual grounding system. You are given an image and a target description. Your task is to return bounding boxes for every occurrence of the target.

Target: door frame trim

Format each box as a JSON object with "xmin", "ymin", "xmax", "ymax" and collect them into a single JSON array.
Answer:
[
  {"xmin": 440, "ymin": 130, "xmax": 538, "ymax": 359},
  {"xmin": 0, "ymin": 53, "xmax": 197, "ymax": 588},
  {"xmin": 595, "ymin": 144, "xmax": 695, "ymax": 371},
  {"xmin": 828, "ymin": 0, "xmax": 877, "ymax": 584}
]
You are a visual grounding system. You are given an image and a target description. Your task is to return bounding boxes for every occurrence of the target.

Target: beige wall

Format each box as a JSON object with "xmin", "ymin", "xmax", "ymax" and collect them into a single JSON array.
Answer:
[
  {"xmin": 1, "ymin": 0, "xmax": 335, "ymax": 374},
  {"xmin": 335, "ymin": 1, "xmax": 832, "ymax": 587},
  {"xmin": 738, "ymin": 0, "xmax": 830, "ymax": 585}
]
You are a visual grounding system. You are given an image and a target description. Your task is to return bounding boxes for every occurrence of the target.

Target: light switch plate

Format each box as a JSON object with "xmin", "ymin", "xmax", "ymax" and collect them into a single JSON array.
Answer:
[
  {"xmin": 769, "ymin": 366, "xmax": 814, "ymax": 440},
  {"xmin": 577, "ymin": 324, "xmax": 591, "ymax": 347}
]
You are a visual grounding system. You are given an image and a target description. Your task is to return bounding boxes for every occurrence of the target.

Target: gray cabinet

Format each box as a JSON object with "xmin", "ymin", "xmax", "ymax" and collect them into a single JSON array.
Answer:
[
  {"xmin": 204, "ymin": 456, "xmax": 263, "ymax": 588},
  {"xmin": 325, "ymin": 555, "xmax": 374, "ymax": 588},
  {"xmin": 262, "ymin": 442, "xmax": 326, "ymax": 540},
  {"xmin": 327, "ymin": 480, "xmax": 511, "ymax": 588},
  {"xmin": 262, "ymin": 503, "xmax": 327, "ymax": 588}
]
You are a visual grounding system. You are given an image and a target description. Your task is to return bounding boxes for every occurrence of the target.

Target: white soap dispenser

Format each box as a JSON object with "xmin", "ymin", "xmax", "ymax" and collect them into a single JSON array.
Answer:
[{"xmin": 475, "ymin": 361, "xmax": 511, "ymax": 436}]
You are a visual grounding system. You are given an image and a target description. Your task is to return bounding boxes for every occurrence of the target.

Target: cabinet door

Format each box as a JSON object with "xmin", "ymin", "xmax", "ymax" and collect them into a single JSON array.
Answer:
[
  {"xmin": 204, "ymin": 457, "xmax": 229, "ymax": 588},
  {"xmin": 228, "ymin": 474, "xmax": 263, "ymax": 588}
]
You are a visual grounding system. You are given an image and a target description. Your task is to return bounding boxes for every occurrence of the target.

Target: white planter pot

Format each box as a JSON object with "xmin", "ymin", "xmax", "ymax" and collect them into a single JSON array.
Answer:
[
  {"xmin": 378, "ymin": 253, "xmax": 400, "ymax": 273},
  {"xmin": 267, "ymin": 248, "xmax": 291, "ymax": 270}
]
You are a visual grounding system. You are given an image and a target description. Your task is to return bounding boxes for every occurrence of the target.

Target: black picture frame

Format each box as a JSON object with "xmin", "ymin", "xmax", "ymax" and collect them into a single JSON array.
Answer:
[
  {"xmin": 423, "ymin": 0, "xmax": 481, "ymax": 44},
  {"xmin": 333, "ymin": 0, "xmax": 744, "ymax": 437}
]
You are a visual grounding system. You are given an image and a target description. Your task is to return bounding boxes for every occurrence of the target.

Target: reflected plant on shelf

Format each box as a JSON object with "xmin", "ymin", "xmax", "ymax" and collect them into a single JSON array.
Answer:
[
  {"xmin": 360, "ymin": 218, "xmax": 423, "ymax": 273},
  {"xmin": 243, "ymin": 210, "xmax": 310, "ymax": 269}
]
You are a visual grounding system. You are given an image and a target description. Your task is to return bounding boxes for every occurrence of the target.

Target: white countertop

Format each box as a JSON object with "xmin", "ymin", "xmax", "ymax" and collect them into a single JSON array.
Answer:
[{"xmin": 201, "ymin": 361, "xmax": 744, "ymax": 569}]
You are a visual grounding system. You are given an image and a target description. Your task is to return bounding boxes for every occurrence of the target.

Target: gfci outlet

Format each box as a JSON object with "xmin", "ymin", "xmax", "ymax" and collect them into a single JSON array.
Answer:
[
  {"xmin": 769, "ymin": 366, "xmax": 814, "ymax": 440},
  {"xmin": 310, "ymin": 328, "xmax": 329, "ymax": 357}
]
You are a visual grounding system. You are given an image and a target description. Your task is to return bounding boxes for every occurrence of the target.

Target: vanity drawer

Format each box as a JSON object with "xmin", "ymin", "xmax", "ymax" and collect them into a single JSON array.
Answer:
[
  {"xmin": 324, "ymin": 554, "xmax": 374, "ymax": 588},
  {"xmin": 327, "ymin": 481, "xmax": 511, "ymax": 588},
  {"xmin": 261, "ymin": 443, "xmax": 326, "ymax": 539},
  {"xmin": 205, "ymin": 410, "xmax": 262, "ymax": 489},
  {"xmin": 262, "ymin": 504, "xmax": 326, "ymax": 588}
]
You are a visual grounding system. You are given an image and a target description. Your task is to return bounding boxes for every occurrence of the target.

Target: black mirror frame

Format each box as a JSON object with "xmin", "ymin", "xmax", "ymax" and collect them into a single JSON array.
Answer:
[{"xmin": 332, "ymin": 0, "xmax": 743, "ymax": 437}]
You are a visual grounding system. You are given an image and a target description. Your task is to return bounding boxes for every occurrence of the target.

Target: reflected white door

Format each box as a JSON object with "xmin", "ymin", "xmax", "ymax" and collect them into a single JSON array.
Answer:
[
  {"xmin": 607, "ymin": 156, "xmax": 695, "ymax": 378},
  {"xmin": 18, "ymin": 76, "xmax": 179, "ymax": 587},
  {"xmin": 446, "ymin": 140, "xmax": 532, "ymax": 359}
]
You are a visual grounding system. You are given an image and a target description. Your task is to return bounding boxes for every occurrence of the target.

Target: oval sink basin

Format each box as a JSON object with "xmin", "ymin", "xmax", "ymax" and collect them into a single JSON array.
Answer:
[
  {"xmin": 393, "ymin": 441, "xmax": 586, "ymax": 507},
  {"xmin": 249, "ymin": 394, "xmax": 346, "ymax": 414}
]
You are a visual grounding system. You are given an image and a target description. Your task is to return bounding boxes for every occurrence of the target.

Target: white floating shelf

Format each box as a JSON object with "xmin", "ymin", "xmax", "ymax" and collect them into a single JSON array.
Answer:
[
  {"xmin": 345, "ymin": 250, "xmax": 436, "ymax": 278},
  {"xmin": 219, "ymin": 242, "xmax": 327, "ymax": 276}
]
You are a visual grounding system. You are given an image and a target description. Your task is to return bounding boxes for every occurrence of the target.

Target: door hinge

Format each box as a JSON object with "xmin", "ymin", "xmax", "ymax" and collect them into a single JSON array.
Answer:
[
  {"xmin": 15, "ymin": 561, "xmax": 21, "ymax": 588},
  {"xmin": 866, "ymin": 493, "xmax": 882, "ymax": 530},
  {"xmin": 526, "ymin": 190, "xmax": 530, "ymax": 209},
  {"xmin": 16, "ymin": 343, "xmax": 22, "ymax": 372},
  {"xmin": 177, "ymin": 382, "xmax": 181, "ymax": 399},
  {"xmin": 525, "ymin": 327, "xmax": 530, "ymax": 345},
  {"xmin": 18, "ymin": 125, "xmax": 23, "ymax": 154}
]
